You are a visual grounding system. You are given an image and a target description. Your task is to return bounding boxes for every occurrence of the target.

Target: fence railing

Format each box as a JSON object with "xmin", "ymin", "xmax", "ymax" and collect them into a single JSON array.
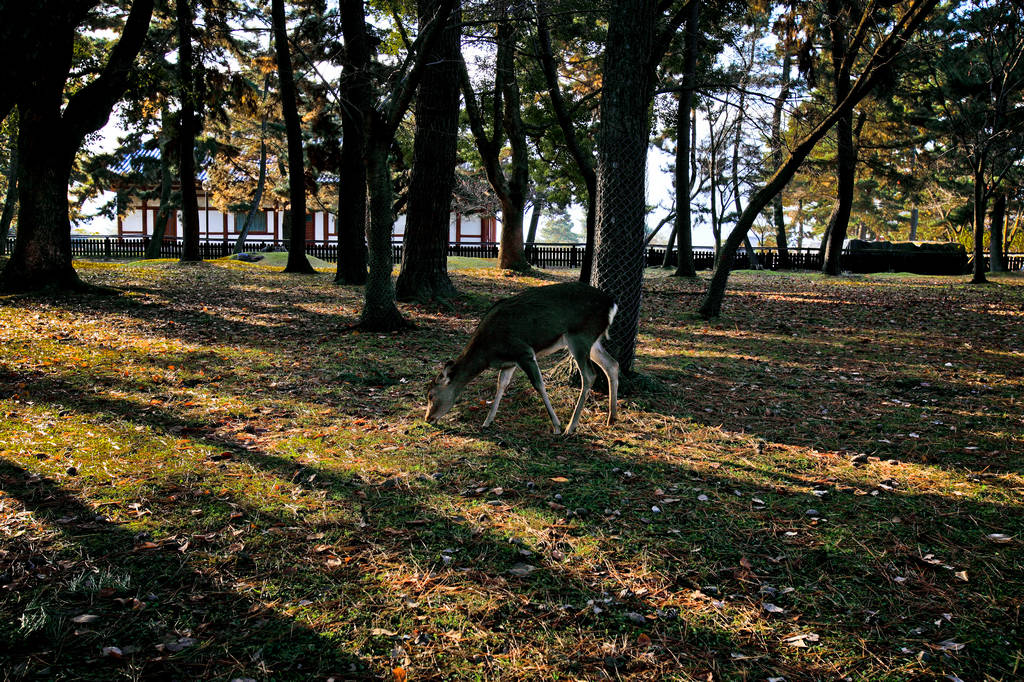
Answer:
[{"xmin": 3, "ymin": 237, "xmax": 1022, "ymax": 273}]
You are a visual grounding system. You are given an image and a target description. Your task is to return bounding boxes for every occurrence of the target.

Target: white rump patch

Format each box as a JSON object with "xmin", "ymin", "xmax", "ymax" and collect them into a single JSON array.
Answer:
[{"xmin": 604, "ymin": 303, "xmax": 618, "ymax": 339}]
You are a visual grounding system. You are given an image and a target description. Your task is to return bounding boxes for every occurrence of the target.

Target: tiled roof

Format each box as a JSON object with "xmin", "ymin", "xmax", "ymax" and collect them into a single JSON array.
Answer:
[{"xmin": 112, "ymin": 148, "xmax": 210, "ymax": 181}]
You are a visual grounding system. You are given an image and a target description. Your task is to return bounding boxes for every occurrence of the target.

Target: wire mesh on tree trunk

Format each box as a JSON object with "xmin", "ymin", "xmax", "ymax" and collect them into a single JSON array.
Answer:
[{"xmin": 590, "ymin": 136, "xmax": 648, "ymax": 375}]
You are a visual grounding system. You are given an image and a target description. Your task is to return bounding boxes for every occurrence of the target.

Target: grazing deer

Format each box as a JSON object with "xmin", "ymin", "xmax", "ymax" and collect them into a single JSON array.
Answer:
[{"xmin": 425, "ymin": 282, "xmax": 619, "ymax": 435}]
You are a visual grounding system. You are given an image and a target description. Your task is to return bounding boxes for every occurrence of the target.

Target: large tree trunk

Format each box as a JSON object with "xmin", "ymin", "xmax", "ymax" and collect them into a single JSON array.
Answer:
[
  {"xmin": 2, "ymin": 114, "xmax": 81, "ymax": 290},
  {"xmin": 1, "ymin": 0, "xmax": 154, "ymax": 290},
  {"xmin": 395, "ymin": 0, "xmax": 460, "ymax": 302},
  {"xmin": 0, "ymin": 115, "xmax": 18, "ymax": 256},
  {"xmin": 360, "ymin": 139, "xmax": 409, "ymax": 329},
  {"xmin": 334, "ymin": 97, "xmax": 368, "ymax": 284},
  {"xmin": 971, "ymin": 159, "xmax": 988, "ymax": 283},
  {"xmin": 989, "ymin": 192, "xmax": 1006, "ymax": 273},
  {"xmin": 273, "ymin": 0, "xmax": 315, "ymax": 274},
  {"xmin": 177, "ymin": 0, "xmax": 202, "ymax": 263},
  {"xmin": 671, "ymin": 0, "xmax": 700, "ymax": 278},
  {"xmin": 591, "ymin": 0, "xmax": 656, "ymax": 373}
]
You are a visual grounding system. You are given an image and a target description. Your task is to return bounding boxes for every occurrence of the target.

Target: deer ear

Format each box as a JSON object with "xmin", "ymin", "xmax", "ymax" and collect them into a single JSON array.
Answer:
[{"xmin": 441, "ymin": 360, "xmax": 455, "ymax": 379}]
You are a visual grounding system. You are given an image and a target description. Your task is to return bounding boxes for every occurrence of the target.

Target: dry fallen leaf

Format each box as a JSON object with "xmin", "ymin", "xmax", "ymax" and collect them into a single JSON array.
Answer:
[
  {"xmin": 71, "ymin": 614, "xmax": 100, "ymax": 624},
  {"xmin": 507, "ymin": 563, "xmax": 537, "ymax": 577}
]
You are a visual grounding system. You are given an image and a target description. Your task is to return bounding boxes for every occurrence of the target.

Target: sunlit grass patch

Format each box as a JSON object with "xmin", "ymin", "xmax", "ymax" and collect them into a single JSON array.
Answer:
[{"xmin": 1, "ymin": 266, "xmax": 1022, "ymax": 679}]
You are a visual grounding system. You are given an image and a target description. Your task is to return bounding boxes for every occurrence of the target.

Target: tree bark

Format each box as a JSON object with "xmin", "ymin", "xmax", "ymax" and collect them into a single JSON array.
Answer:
[
  {"xmin": 273, "ymin": 0, "xmax": 315, "ymax": 274},
  {"xmin": 909, "ymin": 206, "xmax": 919, "ymax": 240},
  {"xmin": 989, "ymin": 192, "xmax": 1006, "ymax": 273},
  {"xmin": 3, "ymin": 113, "xmax": 81, "ymax": 289},
  {"xmin": 361, "ymin": 138, "xmax": 409, "ymax": 329},
  {"xmin": 338, "ymin": 0, "xmax": 456, "ymax": 329},
  {"xmin": 0, "ymin": 115, "xmax": 18, "ymax": 256},
  {"xmin": 0, "ymin": 0, "xmax": 154, "ymax": 291},
  {"xmin": 395, "ymin": 0, "xmax": 461, "ymax": 302},
  {"xmin": 177, "ymin": 0, "xmax": 202, "ymax": 263},
  {"xmin": 591, "ymin": 0, "xmax": 657, "ymax": 373}
]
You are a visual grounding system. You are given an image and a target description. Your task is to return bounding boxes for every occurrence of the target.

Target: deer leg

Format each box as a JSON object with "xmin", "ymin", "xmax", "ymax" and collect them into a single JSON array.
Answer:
[
  {"xmin": 483, "ymin": 365, "xmax": 516, "ymax": 427},
  {"xmin": 563, "ymin": 338, "xmax": 597, "ymax": 436},
  {"xmin": 589, "ymin": 339, "xmax": 619, "ymax": 425},
  {"xmin": 517, "ymin": 352, "xmax": 562, "ymax": 435}
]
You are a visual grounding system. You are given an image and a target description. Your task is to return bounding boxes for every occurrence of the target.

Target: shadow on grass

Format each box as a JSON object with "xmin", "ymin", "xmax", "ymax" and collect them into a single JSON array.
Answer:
[{"xmin": 6, "ymin": 368, "xmax": 1023, "ymax": 679}]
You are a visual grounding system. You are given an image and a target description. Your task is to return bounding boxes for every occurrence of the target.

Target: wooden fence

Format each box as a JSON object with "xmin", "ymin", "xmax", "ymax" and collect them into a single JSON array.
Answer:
[{"xmin": 3, "ymin": 237, "xmax": 1022, "ymax": 273}]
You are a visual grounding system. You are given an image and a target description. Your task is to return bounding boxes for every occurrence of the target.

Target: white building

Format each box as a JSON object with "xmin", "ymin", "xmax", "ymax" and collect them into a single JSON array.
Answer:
[{"xmin": 117, "ymin": 190, "xmax": 498, "ymax": 245}]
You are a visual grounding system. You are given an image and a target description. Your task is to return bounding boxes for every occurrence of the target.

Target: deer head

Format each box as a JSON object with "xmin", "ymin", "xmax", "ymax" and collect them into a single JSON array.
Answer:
[{"xmin": 425, "ymin": 360, "xmax": 459, "ymax": 423}]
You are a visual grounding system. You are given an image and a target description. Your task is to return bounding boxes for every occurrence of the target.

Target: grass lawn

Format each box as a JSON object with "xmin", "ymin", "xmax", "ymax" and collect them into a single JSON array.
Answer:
[{"xmin": 1, "ymin": 261, "xmax": 1021, "ymax": 680}]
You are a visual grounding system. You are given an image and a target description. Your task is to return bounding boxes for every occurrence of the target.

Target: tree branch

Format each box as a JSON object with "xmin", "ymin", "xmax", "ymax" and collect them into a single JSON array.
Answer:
[
  {"xmin": 63, "ymin": 0, "xmax": 155, "ymax": 143},
  {"xmin": 380, "ymin": 0, "xmax": 457, "ymax": 133}
]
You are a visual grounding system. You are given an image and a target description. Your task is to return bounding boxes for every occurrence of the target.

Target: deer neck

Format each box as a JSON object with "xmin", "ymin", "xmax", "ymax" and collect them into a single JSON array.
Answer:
[{"xmin": 450, "ymin": 346, "xmax": 492, "ymax": 391}]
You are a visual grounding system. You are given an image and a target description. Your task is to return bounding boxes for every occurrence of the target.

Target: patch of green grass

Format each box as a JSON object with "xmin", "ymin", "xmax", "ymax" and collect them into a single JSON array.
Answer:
[{"xmin": 1, "ymin": 262, "xmax": 1022, "ymax": 680}]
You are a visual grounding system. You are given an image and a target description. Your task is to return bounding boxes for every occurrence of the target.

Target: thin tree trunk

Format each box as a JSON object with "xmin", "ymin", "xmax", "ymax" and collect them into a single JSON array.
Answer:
[
  {"xmin": 989, "ymin": 193, "xmax": 1006, "ymax": 272},
  {"xmin": 273, "ymin": 0, "xmax": 315, "ymax": 273},
  {"xmin": 661, "ymin": 225, "xmax": 677, "ymax": 267},
  {"xmin": 821, "ymin": 0, "xmax": 854, "ymax": 276},
  {"xmin": 458, "ymin": 15, "xmax": 530, "ymax": 272},
  {"xmin": 145, "ymin": 112, "xmax": 176, "ymax": 259},
  {"xmin": 675, "ymin": 107, "xmax": 698, "ymax": 272},
  {"xmin": 536, "ymin": 0, "xmax": 596, "ymax": 282},
  {"xmin": 697, "ymin": 0, "xmax": 939, "ymax": 318},
  {"xmin": 771, "ymin": 47, "xmax": 792, "ymax": 267},
  {"xmin": 796, "ymin": 198, "xmax": 804, "ymax": 250},
  {"xmin": 671, "ymin": 0, "xmax": 700, "ymax": 277},
  {"xmin": 909, "ymin": 206, "xmax": 919, "ymax": 240},
  {"xmin": 0, "ymin": 116, "xmax": 19, "ymax": 256},
  {"xmin": 971, "ymin": 159, "xmax": 988, "ymax": 283},
  {"xmin": 395, "ymin": 0, "xmax": 461, "ymax": 302},
  {"xmin": 526, "ymin": 198, "xmax": 543, "ymax": 243},
  {"xmin": 731, "ymin": 83, "xmax": 760, "ymax": 270},
  {"xmin": 177, "ymin": 0, "xmax": 202, "ymax": 263},
  {"xmin": 234, "ymin": 77, "xmax": 270, "ymax": 254}
]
